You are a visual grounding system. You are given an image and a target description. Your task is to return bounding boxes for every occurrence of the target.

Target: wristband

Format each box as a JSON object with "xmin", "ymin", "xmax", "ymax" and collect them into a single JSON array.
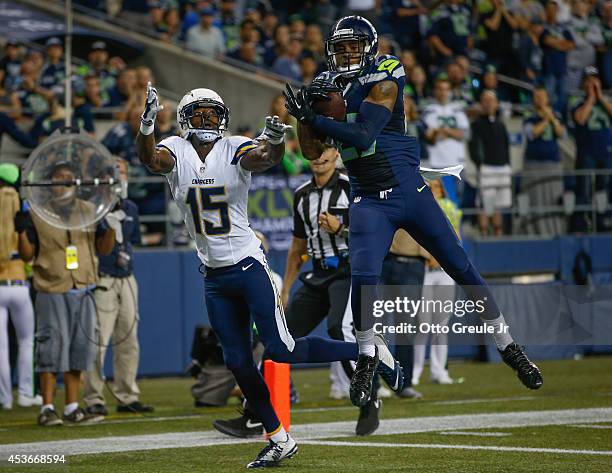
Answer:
[
  {"xmin": 268, "ymin": 134, "xmax": 285, "ymax": 146},
  {"xmin": 140, "ymin": 120, "xmax": 154, "ymax": 136}
]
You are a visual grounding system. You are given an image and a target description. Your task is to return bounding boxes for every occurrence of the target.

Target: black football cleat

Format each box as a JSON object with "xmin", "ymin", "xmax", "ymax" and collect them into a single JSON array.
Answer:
[
  {"xmin": 500, "ymin": 343, "xmax": 543, "ymax": 390},
  {"xmin": 350, "ymin": 353, "xmax": 379, "ymax": 407},
  {"xmin": 356, "ymin": 398, "xmax": 381, "ymax": 436},
  {"xmin": 213, "ymin": 409, "xmax": 264, "ymax": 438}
]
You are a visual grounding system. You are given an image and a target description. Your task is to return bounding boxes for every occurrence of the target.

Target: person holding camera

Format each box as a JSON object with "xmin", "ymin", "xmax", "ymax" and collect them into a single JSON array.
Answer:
[
  {"xmin": 84, "ymin": 158, "xmax": 153, "ymax": 415},
  {"xmin": 15, "ymin": 161, "xmax": 116, "ymax": 426}
]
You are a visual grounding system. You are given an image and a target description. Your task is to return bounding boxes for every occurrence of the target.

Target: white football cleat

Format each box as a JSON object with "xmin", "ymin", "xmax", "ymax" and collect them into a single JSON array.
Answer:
[{"xmin": 246, "ymin": 434, "xmax": 298, "ymax": 468}]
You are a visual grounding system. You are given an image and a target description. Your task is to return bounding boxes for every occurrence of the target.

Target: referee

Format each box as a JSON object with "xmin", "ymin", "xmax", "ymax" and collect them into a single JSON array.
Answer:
[{"xmin": 280, "ymin": 146, "xmax": 380, "ymax": 436}]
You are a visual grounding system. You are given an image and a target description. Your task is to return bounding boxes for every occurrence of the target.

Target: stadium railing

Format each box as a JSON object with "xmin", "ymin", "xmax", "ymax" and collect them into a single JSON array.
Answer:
[{"xmin": 124, "ymin": 168, "xmax": 612, "ymax": 247}]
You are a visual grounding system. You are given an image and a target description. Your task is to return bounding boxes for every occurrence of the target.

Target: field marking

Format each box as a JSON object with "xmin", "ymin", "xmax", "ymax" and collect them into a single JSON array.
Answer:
[
  {"xmin": 571, "ymin": 424, "xmax": 612, "ymax": 429},
  {"xmin": 292, "ymin": 395, "xmax": 538, "ymax": 414},
  {"xmin": 430, "ymin": 396, "xmax": 537, "ymax": 406},
  {"xmin": 1, "ymin": 407, "xmax": 611, "ymax": 459},
  {"xmin": 300, "ymin": 440, "xmax": 612, "ymax": 456},
  {"xmin": 438, "ymin": 431, "xmax": 511, "ymax": 437},
  {"xmin": 0, "ymin": 395, "xmax": 542, "ymax": 429}
]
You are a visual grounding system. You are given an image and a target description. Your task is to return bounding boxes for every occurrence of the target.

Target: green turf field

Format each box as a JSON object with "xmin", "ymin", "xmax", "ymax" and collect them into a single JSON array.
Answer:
[{"xmin": 1, "ymin": 357, "xmax": 611, "ymax": 472}]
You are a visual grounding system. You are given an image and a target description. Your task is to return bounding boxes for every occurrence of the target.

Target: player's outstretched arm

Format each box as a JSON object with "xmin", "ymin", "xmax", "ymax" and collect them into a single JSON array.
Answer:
[
  {"xmin": 241, "ymin": 115, "xmax": 292, "ymax": 172},
  {"xmin": 286, "ymin": 81, "xmax": 397, "ymax": 151},
  {"xmin": 135, "ymin": 82, "xmax": 174, "ymax": 174}
]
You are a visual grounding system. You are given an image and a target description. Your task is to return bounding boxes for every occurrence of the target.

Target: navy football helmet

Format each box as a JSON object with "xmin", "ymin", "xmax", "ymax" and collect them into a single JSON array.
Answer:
[{"xmin": 325, "ymin": 16, "xmax": 378, "ymax": 78}]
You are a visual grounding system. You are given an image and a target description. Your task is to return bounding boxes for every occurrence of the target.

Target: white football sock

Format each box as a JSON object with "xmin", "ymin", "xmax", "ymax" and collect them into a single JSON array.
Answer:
[
  {"xmin": 356, "ymin": 329, "xmax": 376, "ymax": 357},
  {"xmin": 64, "ymin": 402, "xmax": 78, "ymax": 416},
  {"xmin": 41, "ymin": 403, "xmax": 54, "ymax": 414},
  {"xmin": 484, "ymin": 314, "xmax": 514, "ymax": 350},
  {"xmin": 269, "ymin": 425, "xmax": 288, "ymax": 443}
]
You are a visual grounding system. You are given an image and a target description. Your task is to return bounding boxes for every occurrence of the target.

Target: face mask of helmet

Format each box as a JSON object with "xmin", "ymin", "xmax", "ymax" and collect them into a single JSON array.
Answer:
[
  {"xmin": 180, "ymin": 101, "xmax": 229, "ymax": 143},
  {"xmin": 328, "ymin": 39, "xmax": 369, "ymax": 77}
]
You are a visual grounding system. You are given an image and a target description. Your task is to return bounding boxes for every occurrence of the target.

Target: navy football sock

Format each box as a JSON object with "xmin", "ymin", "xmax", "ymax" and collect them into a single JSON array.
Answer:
[
  {"xmin": 230, "ymin": 364, "xmax": 280, "ymax": 433},
  {"xmin": 267, "ymin": 336, "xmax": 358, "ymax": 364}
]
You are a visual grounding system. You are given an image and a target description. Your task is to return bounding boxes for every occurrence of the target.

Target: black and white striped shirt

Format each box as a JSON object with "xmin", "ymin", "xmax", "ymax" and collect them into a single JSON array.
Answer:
[{"xmin": 293, "ymin": 170, "xmax": 350, "ymax": 259}]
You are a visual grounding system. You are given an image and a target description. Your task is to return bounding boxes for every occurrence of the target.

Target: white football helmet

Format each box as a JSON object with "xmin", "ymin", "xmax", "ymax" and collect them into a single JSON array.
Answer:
[{"xmin": 177, "ymin": 88, "xmax": 230, "ymax": 142}]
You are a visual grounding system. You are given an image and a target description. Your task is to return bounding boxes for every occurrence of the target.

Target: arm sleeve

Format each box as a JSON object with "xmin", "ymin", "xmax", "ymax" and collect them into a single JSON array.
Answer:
[{"xmin": 311, "ymin": 101, "xmax": 392, "ymax": 152}]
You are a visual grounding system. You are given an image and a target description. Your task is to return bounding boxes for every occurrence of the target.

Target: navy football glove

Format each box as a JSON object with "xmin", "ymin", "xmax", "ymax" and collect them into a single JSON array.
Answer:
[{"xmin": 284, "ymin": 84, "xmax": 316, "ymax": 125}]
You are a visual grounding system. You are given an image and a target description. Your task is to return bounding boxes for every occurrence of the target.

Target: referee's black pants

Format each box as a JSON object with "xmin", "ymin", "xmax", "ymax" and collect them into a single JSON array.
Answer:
[{"xmin": 285, "ymin": 272, "xmax": 355, "ymax": 382}]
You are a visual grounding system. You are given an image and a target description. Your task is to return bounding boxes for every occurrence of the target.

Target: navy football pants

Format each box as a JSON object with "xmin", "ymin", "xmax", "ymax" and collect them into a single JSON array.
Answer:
[
  {"xmin": 204, "ymin": 255, "xmax": 358, "ymax": 433},
  {"xmin": 349, "ymin": 165, "xmax": 501, "ymax": 332}
]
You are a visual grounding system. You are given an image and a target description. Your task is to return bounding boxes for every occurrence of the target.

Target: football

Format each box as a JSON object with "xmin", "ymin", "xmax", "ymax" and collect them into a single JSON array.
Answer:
[
  {"xmin": 298, "ymin": 92, "xmax": 346, "ymax": 160},
  {"xmin": 312, "ymin": 91, "xmax": 346, "ymax": 122}
]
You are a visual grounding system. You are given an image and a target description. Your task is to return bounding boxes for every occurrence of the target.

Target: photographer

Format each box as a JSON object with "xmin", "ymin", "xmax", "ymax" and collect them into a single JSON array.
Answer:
[
  {"xmin": 15, "ymin": 161, "xmax": 115, "ymax": 426},
  {"xmin": 84, "ymin": 159, "xmax": 153, "ymax": 415}
]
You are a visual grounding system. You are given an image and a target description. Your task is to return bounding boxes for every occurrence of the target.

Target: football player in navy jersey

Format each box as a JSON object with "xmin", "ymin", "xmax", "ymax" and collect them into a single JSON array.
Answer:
[{"xmin": 285, "ymin": 16, "xmax": 543, "ymax": 408}]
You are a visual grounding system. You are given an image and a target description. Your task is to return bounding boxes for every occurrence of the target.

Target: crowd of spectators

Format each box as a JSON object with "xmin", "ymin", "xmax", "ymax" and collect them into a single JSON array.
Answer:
[
  {"xmin": 0, "ymin": 37, "xmax": 175, "ymax": 242},
  {"xmin": 1, "ymin": 0, "xmax": 611, "ymax": 237}
]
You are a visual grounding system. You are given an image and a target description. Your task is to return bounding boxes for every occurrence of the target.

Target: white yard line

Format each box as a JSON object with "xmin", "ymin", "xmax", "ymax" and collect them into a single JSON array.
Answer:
[
  {"xmin": 438, "ymin": 431, "xmax": 511, "ymax": 437},
  {"xmin": 1, "ymin": 395, "xmax": 540, "ymax": 429},
  {"xmin": 294, "ymin": 395, "xmax": 538, "ymax": 413},
  {"xmin": 300, "ymin": 440, "xmax": 612, "ymax": 456},
  {"xmin": 429, "ymin": 396, "xmax": 537, "ymax": 406},
  {"xmin": 571, "ymin": 424, "xmax": 612, "ymax": 429},
  {"xmin": 1, "ymin": 407, "xmax": 611, "ymax": 459}
]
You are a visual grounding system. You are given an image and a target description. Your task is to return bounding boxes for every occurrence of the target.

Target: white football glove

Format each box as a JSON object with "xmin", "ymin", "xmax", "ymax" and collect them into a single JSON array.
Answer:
[
  {"xmin": 140, "ymin": 81, "xmax": 163, "ymax": 135},
  {"xmin": 105, "ymin": 209, "xmax": 126, "ymax": 244},
  {"xmin": 256, "ymin": 115, "xmax": 293, "ymax": 145}
]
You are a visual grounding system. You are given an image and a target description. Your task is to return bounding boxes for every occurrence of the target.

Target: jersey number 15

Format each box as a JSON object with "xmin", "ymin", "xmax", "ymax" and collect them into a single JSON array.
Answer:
[{"xmin": 187, "ymin": 186, "xmax": 231, "ymax": 236}]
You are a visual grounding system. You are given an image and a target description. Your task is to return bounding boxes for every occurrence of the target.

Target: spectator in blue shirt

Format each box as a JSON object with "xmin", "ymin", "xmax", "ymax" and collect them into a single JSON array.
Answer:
[
  {"xmin": 263, "ymin": 24, "xmax": 290, "ymax": 67},
  {"xmin": 102, "ymin": 106, "xmax": 143, "ymax": 165},
  {"xmin": 392, "ymin": 0, "xmax": 428, "ymax": 50},
  {"xmin": 518, "ymin": 18, "xmax": 544, "ymax": 84},
  {"xmin": 569, "ymin": 67, "xmax": 612, "ymax": 231},
  {"xmin": 427, "ymin": 0, "xmax": 473, "ymax": 62},
  {"xmin": 14, "ymin": 60, "xmax": 52, "ymax": 118},
  {"xmin": 76, "ymin": 42, "xmax": 118, "ymax": 99},
  {"xmin": 39, "ymin": 38, "xmax": 65, "ymax": 97},
  {"xmin": 107, "ymin": 68, "xmax": 137, "ymax": 109},
  {"xmin": 272, "ymin": 35, "xmax": 303, "ymax": 81},
  {"xmin": 541, "ymin": 0, "xmax": 575, "ymax": 117},
  {"xmin": 30, "ymin": 96, "xmax": 95, "ymax": 143},
  {"xmin": 0, "ymin": 40, "xmax": 22, "ymax": 91},
  {"xmin": 521, "ymin": 86, "xmax": 567, "ymax": 234},
  {"xmin": 524, "ymin": 86, "xmax": 566, "ymax": 162}
]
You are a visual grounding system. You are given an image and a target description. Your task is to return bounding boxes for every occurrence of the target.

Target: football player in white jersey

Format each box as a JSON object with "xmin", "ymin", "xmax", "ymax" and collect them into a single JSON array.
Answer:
[{"xmin": 135, "ymin": 84, "xmax": 404, "ymax": 469}]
